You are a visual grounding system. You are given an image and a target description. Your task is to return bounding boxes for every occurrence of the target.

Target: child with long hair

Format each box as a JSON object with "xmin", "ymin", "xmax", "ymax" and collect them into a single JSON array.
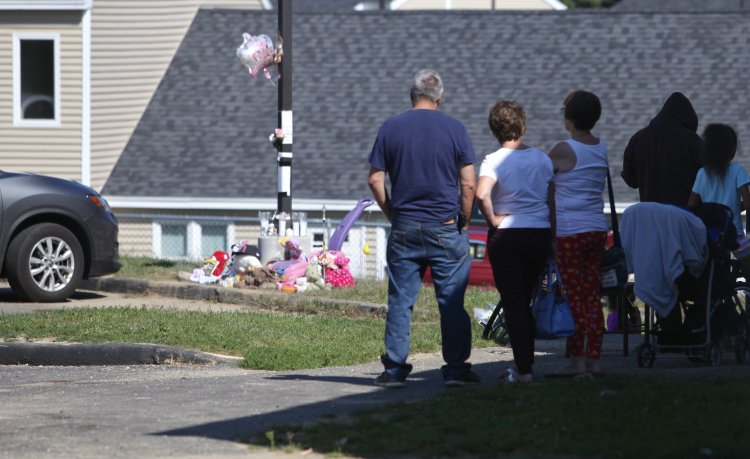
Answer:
[{"xmin": 688, "ymin": 124, "xmax": 750, "ymax": 274}]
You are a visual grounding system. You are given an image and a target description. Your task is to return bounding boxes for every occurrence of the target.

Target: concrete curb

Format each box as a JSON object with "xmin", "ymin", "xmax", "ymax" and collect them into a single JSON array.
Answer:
[
  {"xmin": 0, "ymin": 342, "xmax": 230, "ymax": 366},
  {"xmin": 80, "ymin": 277, "xmax": 388, "ymax": 318}
]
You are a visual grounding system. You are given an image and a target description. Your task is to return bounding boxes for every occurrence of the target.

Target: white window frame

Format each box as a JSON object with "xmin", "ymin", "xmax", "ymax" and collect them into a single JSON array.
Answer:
[
  {"xmin": 153, "ymin": 220, "xmax": 234, "ymax": 260},
  {"xmin": 200, "ymin": 222, "xmax": 234, "ymax": 256},
  {"xmin": 13, "ymin": 32, "xmax": 61, "ymax": 128},
  {"xmin": 152, "ymin": 221, "xmax": 189, "ymax": 260}
]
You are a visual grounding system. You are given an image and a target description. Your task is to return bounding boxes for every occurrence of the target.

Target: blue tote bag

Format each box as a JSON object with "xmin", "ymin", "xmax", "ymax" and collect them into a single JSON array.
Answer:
[{"xmin": 532, "ymin": 259, "xmax": 576, "ymax": 340}]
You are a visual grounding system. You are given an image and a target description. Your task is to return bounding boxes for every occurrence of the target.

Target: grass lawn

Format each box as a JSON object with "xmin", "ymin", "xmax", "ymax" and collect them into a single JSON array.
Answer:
[
  {"xmin": 0, "ymin": 307, "xmax": 446, "ymax": 370},
  {"xmin": 256, "ymin": 375, "xmax": 750, "ymax": 458},
  {"xmin": 115, "ymin": 256, "xmax": 186, "ymax": 282}
]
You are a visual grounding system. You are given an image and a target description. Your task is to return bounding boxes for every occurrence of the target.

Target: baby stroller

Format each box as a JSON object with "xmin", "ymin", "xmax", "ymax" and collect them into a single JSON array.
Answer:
[{"xmin": 621, "ymin": 202, "xmax": 748, "ymax": 368}]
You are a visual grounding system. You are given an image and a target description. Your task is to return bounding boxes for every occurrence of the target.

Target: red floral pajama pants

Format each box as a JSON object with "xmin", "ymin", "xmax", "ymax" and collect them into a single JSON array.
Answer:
[{"xmin": 555, "ymin": 231, "xmax": 607, "ymax": 360}]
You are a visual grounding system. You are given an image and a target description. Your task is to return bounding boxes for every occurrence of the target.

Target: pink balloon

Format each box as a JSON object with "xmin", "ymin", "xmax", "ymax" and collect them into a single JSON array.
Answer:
[{"xmin": 236, "ymin": 33, "xmax": 275, "ymax": 79}]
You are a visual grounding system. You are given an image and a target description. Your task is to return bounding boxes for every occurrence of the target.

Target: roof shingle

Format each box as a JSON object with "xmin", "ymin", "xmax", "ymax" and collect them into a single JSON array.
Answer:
[{"xmin": 103, "ymin": 9, "xmax": 750, "ymax": 205}]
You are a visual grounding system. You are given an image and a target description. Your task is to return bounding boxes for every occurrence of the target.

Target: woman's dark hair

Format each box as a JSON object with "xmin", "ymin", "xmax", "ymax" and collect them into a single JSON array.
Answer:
[
  {"xmin": 563, "ymin": 90, "xmax": 601, "ymax": 131},
  {"xmin": 488, "ymin": 100, "xmax": 526, "ymax": 143},
  {"xmin": 702, "ymin": 123, "xmax": 738, "ymax": 179}
]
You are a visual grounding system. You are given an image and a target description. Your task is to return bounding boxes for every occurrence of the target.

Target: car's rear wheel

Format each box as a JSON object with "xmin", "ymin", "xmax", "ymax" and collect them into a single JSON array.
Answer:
[{"xmin": 6, "ymin": 223, "xmax": 84, "ymax": 302}]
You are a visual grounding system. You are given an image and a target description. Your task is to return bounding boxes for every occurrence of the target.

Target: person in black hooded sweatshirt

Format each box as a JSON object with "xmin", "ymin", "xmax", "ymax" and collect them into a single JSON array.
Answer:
[
  {"xmin": 621, "ymin": 92, "xmax": 703, "ymax": 341},
  {"xmin": 621, "ymin": 92, "xmax": 703, "ymax": 205}
]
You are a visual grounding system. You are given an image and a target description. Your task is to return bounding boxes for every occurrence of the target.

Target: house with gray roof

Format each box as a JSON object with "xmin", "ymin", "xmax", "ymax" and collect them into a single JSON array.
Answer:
[
  {"xmin": 103, "ymin": 8, "xmax": 750, "ymax": 274},
  {"xmin": 611, "ymin": 0, "xmax": 748, "ymax": 12},
  {"xmin": 267, "ymin": 0, "xmax": 566, "ymax": 11},
  {"xmin": 0, "ymin": 0, "xmax": 265, "ymax": 193}
]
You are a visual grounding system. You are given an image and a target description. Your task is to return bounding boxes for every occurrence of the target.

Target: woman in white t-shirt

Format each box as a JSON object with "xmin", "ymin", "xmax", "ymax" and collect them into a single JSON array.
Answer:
[
  {"xmin": 548, "ymin": 90, "xmax": 608, "ymax": 376},
  {"xmin": 476, "ymin": 100, "xmax": 554, "ymax": 383}
]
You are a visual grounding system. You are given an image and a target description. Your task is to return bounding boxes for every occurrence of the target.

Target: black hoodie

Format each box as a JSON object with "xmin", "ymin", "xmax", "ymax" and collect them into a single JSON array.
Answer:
[{"xmin": 621, "ymin": 92, "xmax": 703, "ymax": 205}]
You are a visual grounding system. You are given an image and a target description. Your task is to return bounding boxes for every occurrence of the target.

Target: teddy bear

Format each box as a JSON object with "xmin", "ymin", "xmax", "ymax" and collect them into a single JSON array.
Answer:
[{"xmin": 304, "ymin": 257, "xmax": 330, "ymax": 290}]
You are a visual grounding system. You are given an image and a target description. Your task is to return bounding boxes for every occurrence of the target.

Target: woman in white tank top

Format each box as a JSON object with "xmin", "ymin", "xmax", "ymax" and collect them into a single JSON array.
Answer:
[{"xmin": 548, "ymin": 91, "xmax": 608, "ymax": 376}]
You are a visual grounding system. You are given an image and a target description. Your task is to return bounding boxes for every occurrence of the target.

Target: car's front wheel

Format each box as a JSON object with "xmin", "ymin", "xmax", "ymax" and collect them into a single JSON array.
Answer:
[{"xmin": 6, "ymin": 223, "xmax": 84, "ymax": 302}]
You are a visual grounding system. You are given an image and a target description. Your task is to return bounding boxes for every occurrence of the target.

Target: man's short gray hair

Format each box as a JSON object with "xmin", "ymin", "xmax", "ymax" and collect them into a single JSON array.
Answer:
[{"xmin": 410, "ymin": 69, "xmax": 443, "ymax": 104}]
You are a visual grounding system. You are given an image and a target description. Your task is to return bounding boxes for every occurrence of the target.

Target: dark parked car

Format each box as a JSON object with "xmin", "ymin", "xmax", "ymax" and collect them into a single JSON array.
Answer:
[{"xmin": 0, "ymin": 170, "xmax": 120, "ymax": 302}]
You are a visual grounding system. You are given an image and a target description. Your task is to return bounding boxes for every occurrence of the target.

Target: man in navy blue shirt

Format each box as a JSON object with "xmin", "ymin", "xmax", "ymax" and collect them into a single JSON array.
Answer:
[{"xmin": 368, "ymin": 69, "xmax": 479, "ymax": 388}]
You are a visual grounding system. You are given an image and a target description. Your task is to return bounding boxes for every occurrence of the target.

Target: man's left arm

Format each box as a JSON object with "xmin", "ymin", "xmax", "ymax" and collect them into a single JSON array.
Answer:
[
  {"xmin": 368, "ymin": 166, "xmax": 391, "ymax": 222},
  {"xmin": 458, "ymin": 163, "xmax": 476, "ymax": 229}
]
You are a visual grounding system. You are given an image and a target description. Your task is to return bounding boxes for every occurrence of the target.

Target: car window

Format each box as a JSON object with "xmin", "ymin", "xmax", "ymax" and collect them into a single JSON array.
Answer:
[{"xmin": 470, "ymin": 241, "xmax": 486, "ymax": 261}]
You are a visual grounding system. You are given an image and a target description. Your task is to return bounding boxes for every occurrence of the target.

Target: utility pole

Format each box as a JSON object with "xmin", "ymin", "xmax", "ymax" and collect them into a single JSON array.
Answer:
[{"xmin": 277, "ymin": 0, "xmax": 292, "ymax": 218}]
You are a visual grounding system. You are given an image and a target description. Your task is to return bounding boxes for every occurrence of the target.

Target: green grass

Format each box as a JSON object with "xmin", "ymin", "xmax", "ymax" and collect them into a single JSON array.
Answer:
[
  {"xmin": 116, "ymin": 256, "xmax": 183, "ymax": 281},
  {"xmin": 2, "ymin": 256, "xmax": 500, "ymax": 369},
  {"xmin": 0, "ymin": 256, "xmax": 498, "ymax": 368},
  {"xmin": 0, "ymin": 302, "xmax": 497, "ymax": 370},
  {"xmin": 256, "ymin": 376, "xmax": 750, "ymax": 458}
]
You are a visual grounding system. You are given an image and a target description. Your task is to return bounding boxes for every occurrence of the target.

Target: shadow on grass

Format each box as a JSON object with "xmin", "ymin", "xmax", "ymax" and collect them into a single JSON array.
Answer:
[
  {"xmin": 152, "ymin": 362, "xmax": 473, "ymax": 442},
  {"xmin": 153, "ymin": 350, "xmax": 750, "ymax": 457}
]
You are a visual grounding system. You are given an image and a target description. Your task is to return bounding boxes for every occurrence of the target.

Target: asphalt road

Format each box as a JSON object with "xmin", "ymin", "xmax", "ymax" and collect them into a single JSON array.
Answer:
[
  {"xmin": 2, "ymin": 357, "xmax": 428, "ymax": 459},
  {"xmin": 0, "ymin": 340, "xmax": 519, "ymax": 459}
]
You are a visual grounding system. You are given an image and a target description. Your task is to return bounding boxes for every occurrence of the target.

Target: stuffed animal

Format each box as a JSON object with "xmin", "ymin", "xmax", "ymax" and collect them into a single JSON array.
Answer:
[
  {"xmin": 281, "ymin": 238, "xmax": 306, "ymax": 261},
  {"xmin": 234, "ymin": 255, "xmax": 262, "ymax": 273},
  {"xmin": 189, "ymin": 268, "xmax": 219, "ymax": 284},
  {"xmin": 243, "ymin": 267, "xmax": 279, "ymax": 289},
  {"xmin": 325, "ymin": 253, "xmax": 355, "ymax": 288},
  {"xmin": 294, "ymin": 276, "xmax": 308, "ymax": 292},
  {"xmin": 206, "ymin": 250, "xmax": 230, "ymax": 277},
  {"xmin": 305, "ymin": 257, "xmax": 330, "ymax": 290}
]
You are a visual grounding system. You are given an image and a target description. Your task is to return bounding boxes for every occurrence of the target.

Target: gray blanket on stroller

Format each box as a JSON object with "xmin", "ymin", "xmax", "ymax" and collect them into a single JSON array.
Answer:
[{"xmin": 621, "ymin": 202, "xmax": 708, "ymax": 318}]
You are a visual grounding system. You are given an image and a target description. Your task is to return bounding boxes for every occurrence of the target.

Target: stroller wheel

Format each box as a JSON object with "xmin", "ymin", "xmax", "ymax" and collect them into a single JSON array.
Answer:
[
  {"xmin": 636, "ymin": 343, "xmax": 654, "ymax": 368},
  {"xmin": 735, "ymin": 321, "xmax": 748, "ymax": 364},
  {"xmin": 488, "ymin": 309, "xmax": 510, "ymax": 345},
  {"xmin": 686, "ymin": 348, "xmax": 704, "ymax": 363},
  {"xmin": 493, "ymin": 327, "xmax": 510, "ymax": 346},
  {"xmin": 735, "ymin": 337, "xmax": 746, "ymax": 364},
  {"xmin": 704, "ymin": 342, "xmax": 722, "ymax": 367}
]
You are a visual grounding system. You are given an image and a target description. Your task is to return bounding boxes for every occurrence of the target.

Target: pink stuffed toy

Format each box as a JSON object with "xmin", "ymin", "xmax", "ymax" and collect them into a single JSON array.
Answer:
[{"xmin": 324, "ymin": 254, "xmax": 355, "ymax": 288}]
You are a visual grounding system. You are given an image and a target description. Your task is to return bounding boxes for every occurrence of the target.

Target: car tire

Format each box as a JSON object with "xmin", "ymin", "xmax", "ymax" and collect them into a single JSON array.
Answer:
[{"xmin": 5, "ymin": 223, "xmax": 84, "ymax": 302}]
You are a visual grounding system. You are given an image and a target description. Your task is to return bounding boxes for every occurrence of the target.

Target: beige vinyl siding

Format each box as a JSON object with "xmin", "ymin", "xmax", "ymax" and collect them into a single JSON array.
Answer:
[
  {"xmin": 233, "ymin": 224, "xmax": 261, "ymax": 244},
  {"xmin": 0, "ymin": 11, "xmax": 83, "ymax": 181},
  {"xmin": 117, "ymin": 217, "xmax": 154, "ymax": 257},
  {"xmin": 90, "ymin": 0, "xmax": 264, "ymax": 192}
]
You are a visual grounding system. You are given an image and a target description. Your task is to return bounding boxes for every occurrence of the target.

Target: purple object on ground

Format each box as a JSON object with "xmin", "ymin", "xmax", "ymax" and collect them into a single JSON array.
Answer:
[{"xmin": 328, "ymin": 197, "xmax": 374, "ymax": 251}]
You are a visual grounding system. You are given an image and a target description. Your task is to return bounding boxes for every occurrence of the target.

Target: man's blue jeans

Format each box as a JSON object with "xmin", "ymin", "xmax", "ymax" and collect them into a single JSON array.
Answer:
[{"xmin": 381, "ymin": 219, "xmax": 473, "ymax": 380}]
